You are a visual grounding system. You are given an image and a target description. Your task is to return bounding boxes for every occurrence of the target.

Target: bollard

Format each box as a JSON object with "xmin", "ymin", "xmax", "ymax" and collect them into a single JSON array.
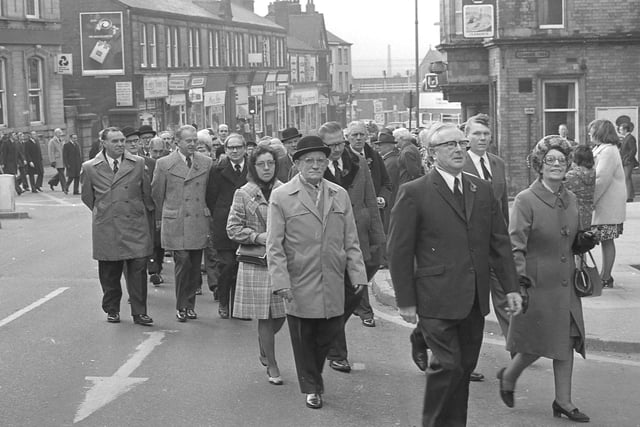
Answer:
[{"xmin": 0, "ymin": 174, "xmax": 16, "ymax": 213}]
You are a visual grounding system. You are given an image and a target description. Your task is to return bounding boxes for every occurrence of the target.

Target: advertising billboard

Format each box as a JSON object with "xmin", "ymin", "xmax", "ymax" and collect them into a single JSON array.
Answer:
[{"xmin": 79, "ymin": 12, "xmax": 125, "ymax": 76}]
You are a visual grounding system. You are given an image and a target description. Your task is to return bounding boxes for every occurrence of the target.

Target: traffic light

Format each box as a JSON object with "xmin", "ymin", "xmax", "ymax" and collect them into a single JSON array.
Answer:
[{"xmin": 248, "ymin": 96, "xmax": 256, "ymax": 115}]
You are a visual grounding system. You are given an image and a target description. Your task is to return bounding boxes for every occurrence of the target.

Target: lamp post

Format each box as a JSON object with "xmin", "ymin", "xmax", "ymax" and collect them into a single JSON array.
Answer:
[{"xmin": 414, "ymin": 0, "xmax": 420, "ymax": 129}]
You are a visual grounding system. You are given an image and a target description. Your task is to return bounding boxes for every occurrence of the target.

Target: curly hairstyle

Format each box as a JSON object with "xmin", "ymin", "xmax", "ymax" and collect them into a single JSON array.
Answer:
[
  {"xmin": 529, "ymin": 135, "xmax": 573, "ymax": 174},
  {"xmin": 246, "ymin": 145, "xmax": 279, "ymax": 187}
]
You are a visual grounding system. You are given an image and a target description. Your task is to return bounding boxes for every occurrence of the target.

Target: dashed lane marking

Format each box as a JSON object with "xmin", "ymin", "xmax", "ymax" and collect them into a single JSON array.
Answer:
[{"xmin": 0, "ymin": 287, "xmax": 69, "ymax": 328}]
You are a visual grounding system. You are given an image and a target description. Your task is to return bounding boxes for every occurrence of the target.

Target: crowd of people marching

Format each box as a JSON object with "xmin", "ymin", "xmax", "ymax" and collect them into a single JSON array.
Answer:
[{"xmin": 2, "ymin": 115, "xmax": 635, "ymax": 425}]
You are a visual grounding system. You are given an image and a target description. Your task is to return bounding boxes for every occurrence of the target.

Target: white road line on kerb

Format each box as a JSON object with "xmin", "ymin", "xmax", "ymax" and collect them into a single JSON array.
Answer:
[
  {"xmin": 0, "ymin": 287, "xmax": 69, "ymax": 328},
  {"xmin": 374, "ymin": 310, "xmax": 640, "ymax": 368}
]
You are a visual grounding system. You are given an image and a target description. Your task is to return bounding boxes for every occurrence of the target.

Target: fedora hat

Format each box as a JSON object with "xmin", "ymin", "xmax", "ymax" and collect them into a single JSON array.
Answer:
[
  {"xmin": 292, "ymin": 135, "xmax": 331, "ymax": 160},
  {"xmin": 121, "ymin": 126, "xmax": 140, "ymax": 138},
  {"xmin": 377, "ymin": 132, "xmax": 395, "ymax": 144},
  {"xmin": 281, "ymin": 127, "xmax": 302, "ymax": 142},
  {"xmin": 138, "ymin": 125, "xmax": 156, "ymax": 137}
]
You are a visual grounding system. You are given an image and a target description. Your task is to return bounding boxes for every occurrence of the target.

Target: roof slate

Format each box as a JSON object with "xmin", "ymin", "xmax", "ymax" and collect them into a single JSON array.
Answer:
[
  {"xmin": 288, "ymin": 13, "xmax": 327, "ymax": 51},
  {"xmin": 326, "ymin": 30, "xmax": 351, "ymax": 45}
]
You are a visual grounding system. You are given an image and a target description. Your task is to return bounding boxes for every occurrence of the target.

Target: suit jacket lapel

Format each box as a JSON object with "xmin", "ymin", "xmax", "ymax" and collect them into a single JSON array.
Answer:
[
  {"xmin": 290, "ymin": 176, "xmax": 322, "ymax": 222},
  {"xmin": 462, "ymin": 174, "xmax": 476, "ymax": 223},
  {"xmin": 167, "ymin": 151, "xmax": 188, "ymax": 179},
  {"xmin": 186, "ymin": 153, "xmax": 207, "ymax": 181},
  {"xmin": 431, "ymin": 170, "xmax": 466, "ymax": 222},
  {"xmin": 113, "ymin": 153, "xmax": 136, "ymax": 185},
  {"xmin": 322, "ymin": 184, "xmax": 338, "ymax": 229}
]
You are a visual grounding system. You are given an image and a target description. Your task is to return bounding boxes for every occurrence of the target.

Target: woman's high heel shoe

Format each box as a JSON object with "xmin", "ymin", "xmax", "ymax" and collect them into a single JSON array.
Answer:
[
  {"xmin": 267, "ymin": 367, "xmax": 283, "ymax": 385},
  {"xmin": 602, "ymin": 277, "xmax": 614, "ymax": 288},
  {"xmin": 552, "ymin": 401, "xmax": 590, "ymax": 423},
  {"xmin": 497, "ymin": 368, "xmax": 514, "ymax": 408}
]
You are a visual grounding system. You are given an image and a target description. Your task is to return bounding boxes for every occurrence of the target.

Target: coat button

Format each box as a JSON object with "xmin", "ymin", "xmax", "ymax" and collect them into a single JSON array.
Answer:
[
  {"xmin": 561, "ymin": 279, "xmax": 568, "ymax": 286},
  {"xmin": 561, "ymin": 256, "xmax": 567, "ymax": 262},
  {"xmin": 469, "ymin": 267, "xmax": 475, "ymax": 273},
  {"xmin": 185, "ymin": 213, "xmax": 190, "ymax": 217}
]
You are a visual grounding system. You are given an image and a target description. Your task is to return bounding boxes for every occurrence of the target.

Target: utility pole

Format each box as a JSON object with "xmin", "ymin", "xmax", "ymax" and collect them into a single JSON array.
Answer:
[{"xmin": 414, "ymin": 0, "xmax": 420, "ymax": 129}]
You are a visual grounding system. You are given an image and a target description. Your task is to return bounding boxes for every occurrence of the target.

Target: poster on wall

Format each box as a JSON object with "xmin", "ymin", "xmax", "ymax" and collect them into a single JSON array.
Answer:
[
  {"xmin": 79, "ymin": 12, "xmax": 125, "ymax": 76},
  {"xmin": 463, "ymin": 0, "xmax": 495, "ymax": 38},
  {"xmin": 596, "ymin": 106, "xmax": 639, "ymax": 161}
]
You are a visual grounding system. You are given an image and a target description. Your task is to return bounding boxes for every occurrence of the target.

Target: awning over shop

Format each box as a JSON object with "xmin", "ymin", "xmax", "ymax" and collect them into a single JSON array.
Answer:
[{"xmin": 252, "ymin": 72, "xmax": 268, "ymax": 85}]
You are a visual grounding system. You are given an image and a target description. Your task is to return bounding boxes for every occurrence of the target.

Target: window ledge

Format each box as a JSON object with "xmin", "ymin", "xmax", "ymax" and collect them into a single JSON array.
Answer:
[{"xmin": 539, "ymin": 24, "xmax": 564, "ymax": 29}]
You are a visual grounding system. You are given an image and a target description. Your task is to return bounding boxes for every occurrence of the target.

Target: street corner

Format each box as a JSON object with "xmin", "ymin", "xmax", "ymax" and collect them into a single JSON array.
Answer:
[{"xmin": 372, "ymin": 269, "xmax": 397, "ymax": 309}]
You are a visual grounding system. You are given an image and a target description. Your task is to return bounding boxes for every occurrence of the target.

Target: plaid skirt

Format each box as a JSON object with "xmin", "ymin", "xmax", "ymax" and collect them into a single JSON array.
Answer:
[{"xmin": 233, "ymin": 262, "xmax": 286, "ymax": 319}]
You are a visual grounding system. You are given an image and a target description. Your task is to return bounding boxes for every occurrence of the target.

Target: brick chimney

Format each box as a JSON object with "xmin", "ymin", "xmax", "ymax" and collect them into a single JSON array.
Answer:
[
  {"xmin": 305, "ymin": 0, "xmax": 315, "ymax": 13},
  {"xmin": 266, "ymin": 0, "xmax": 302, "ymax": 30},
  {"xmin": 231, "ymin": 0, "xmax": 254, "ymax": 12}
]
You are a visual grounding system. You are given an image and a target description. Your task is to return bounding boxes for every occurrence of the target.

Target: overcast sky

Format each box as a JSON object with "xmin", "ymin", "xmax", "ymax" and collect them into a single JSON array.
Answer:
[{"xmin": 253, "ymin": 0, "xmax": 442, "ymax": 62}]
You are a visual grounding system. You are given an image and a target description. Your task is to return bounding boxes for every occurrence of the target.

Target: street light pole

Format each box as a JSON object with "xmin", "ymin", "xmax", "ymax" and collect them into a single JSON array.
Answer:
[{"xmin": 414, "ymin": 0, "xmax": 420, "ymax": 129}]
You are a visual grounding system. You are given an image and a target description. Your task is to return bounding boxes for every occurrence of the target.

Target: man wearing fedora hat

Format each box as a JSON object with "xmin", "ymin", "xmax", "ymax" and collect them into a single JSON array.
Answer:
[
  {"xmin": 268, "ymin": 135, "xmax": 367, "ymax": 409},
  {"xmin": 138, "ymin": 125, "xmax": 156, "ymax": 157},
  {"xmin": 278, "ymin": 127, "xmax": 302, "ymax": 182}
]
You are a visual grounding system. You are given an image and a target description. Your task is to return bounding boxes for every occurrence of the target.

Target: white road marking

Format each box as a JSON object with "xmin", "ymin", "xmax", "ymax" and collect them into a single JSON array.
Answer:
[
  {"xmin": 74, "ymin": 331, "xmax": 168, "ymax": 423},
  {"xmin": 0, "ymin": 287, "xmax": 69, "ymax": 328},
  {"xmin": 373, "ymin": 310, "xmax": 640, "ymax": 368}
]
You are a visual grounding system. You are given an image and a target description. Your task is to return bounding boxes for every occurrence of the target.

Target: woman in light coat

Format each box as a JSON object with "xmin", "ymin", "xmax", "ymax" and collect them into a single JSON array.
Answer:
[
  {"xmin": 589, "ymin": 119, "xmax": 627, "ymax": 288},
  {"xmin": 498, "ymin": 136, "xmax": 589, "ymax": 423},
  {"xmin": 227, "ymin": 146, "xmax": 286, "ymax": 385}
]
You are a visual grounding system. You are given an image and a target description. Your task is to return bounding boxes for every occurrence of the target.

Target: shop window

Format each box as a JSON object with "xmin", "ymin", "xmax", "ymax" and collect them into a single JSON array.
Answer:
[
  {"xmin": 543, "ymin": 80, "xmax": 578, "ymax": 140},
  {"xmin": 0, "ymin": 58, "xmax": 7, "ymax": 127},
  {"xmin": 539, "ymin": 0, "xmax": 564, "ymax": 28},
  {"xmin": 28, "ymin": 57, "xmax": 44, "ymax": 125},
  {"xmin": 25, "ymin": 0, "xmax": 39, "ymax": 18}
]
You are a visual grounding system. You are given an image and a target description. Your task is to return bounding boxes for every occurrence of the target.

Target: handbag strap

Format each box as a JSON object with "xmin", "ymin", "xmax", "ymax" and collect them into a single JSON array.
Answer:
[{"xmin": 255, "ymin": 205, "xmax": 266, "ymax": 227}]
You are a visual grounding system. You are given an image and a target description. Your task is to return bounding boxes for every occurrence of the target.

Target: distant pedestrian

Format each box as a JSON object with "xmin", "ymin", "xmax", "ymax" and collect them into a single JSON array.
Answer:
[
  {"xmin": 152, "ymin": 125, "xmax": 213, "ymax": 322},
  {"xmin": 80, "ymin": 127, "xmax": 155, "ymax": 326},
  {"xmin": 25, "ymin": 131, "xmax": 44, "ymax": 192},
  {"xmin": 64, "ymin": 134, "xmax": 83, "ymax": 195},
  {"xmin": 618, "ymin": 121, "xmax": 638, "ymax": 202},
  {"xmin": 0, "ymin": 133, "xmax": 25, "ymax": 194},
  {"xmin": 278, "ymin": 127, "xmax": 301, "ymax": 182},
  {"xmin": 138, "ymin": 125, "xmax": 156, "ymax": 157},
  {"xmin": 48, "ymin": 128, "xmax": 68, "ymax": 194},
  {"xmin": 589, "ymin": 119, "xmax": 627, "ymax": 288},
  {"xmin": 267, "ymin": 135, "xmax": 367, "ymax": 409},
  {"xmin": 146, "ymin": 136, "xmax": 167, "ymax": 285},
  {"xmin": 227, "ymin": 145, "xmax": 286, "ymax": 385}
]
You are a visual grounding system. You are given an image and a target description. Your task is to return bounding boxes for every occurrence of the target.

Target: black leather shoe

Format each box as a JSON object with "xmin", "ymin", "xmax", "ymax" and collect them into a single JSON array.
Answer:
[
  {"xmin": 329, "ymin": 359, "xmax": 351, "ymax": 373},
  {"xmin": 470, "ymin": 371, "xmax": 485, "ymax": 382},
  {"xmin": 497, "ymin": 368, "xmax": 514, "ymax": 408},
  {"xmin": 49, "ymin": 183, "xmax": 55, "ymax": 191},
  {"xmin": 176, "ymin": 309, "xmax": 187, "ymax": 322},
  {"xmin": 552, "ymin": 401, "xmax": 589, "ymax": 422},
  {"xmin": 186, "ymin": 309, "xmax": 197, "ymax": 319},
  {"xmin": 409, "ymin": 332, "xmax": 428, "ymax": 372},
  {"xmin": 133, "ymin": 314, "xmax": 153, "ymax": 325},
  {"xmin": 362, "ymin": 318, "xmax": 376, "ymax": 327},
  {"xmin": 305, "ymin": 393, "xmax": 323, "ymax": 409},
  {"xmin": 218, "ymin": 306, "xmax": 229, "ymax": 319},
  {"xmin": 195, "ymin": 287, "xmax": 202, "ymax": 295},
  {"xmin": 107, "ymin": 312, "xmax": 120, "ymax": 323},
  {"xmin": 149, "ymin": 273, "xmax": 163, "ymax": 285}
]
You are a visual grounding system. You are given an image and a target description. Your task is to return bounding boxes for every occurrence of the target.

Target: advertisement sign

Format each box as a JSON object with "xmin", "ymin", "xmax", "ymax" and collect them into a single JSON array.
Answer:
[
  {"xmin": 204, "ymin": 91, "xmax": 226, "ymax": 107},
  {"xmin": 189, "ymin": 88, "xmax": 203, "ymax": 103},
  {"xmin": 289, "ymin": 89, "xmax": 318, "ymax": 107},
  {"xmin": 55, "ymin": 54, "xmax": 73, "ymax": 75},
  {"xmin": 115, "ymin": 81, "xmax": 133, "ymax": 107},
  {"xmin": 143, "ymin": 75, "xmax": 168, "ymax": 99},
  {"xmin": 169, "ymin": 74, "xmax": 190, "ymax": 91},
  {"xmin": 463, "ymin": 1, "xmax": 495, "ymax": 38},
  {"xmin": 250, "ymin": 85, "xmax": 264, "ymax": 96},
  {"xmin": 79, "ymin": 12, "xmax": 125, "ymax": 76},
  {"xmin": 167, "ymin": 93, "xmax": 186, "ymax": 106}
]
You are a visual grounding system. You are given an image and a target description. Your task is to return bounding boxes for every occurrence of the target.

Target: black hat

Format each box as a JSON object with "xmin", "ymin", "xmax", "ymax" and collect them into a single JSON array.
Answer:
[
  {"xmin": 138, "ymin": 125, "xmax": 156, "ymax": 137},
  {"xmin": 246, "ymin": 140, "xmax": 257, "ymax": 147},
  {"xmin": 292, "ymin": 135, "xmax": 331, "ymax": 160},
  {"xmin": 377, "ymin": 132, "xmax": 395, "ymax": 144},
  {"xmin": 281, "ymin": 127, "xmax": 302, "ymax": 142},
  {"xmin": 121, "ymin": 126, "xmax": 140, "ymax": 138}
]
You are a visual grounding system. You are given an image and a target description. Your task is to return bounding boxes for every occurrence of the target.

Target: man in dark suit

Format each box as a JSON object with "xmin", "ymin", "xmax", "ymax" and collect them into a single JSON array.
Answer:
[
  {"xmin": 376, "ymin": 131, "xmax": 400, "ymax": 233},
  {"xmin": 16, "ymin": 133, "xmax": 30, "ymax": 192},
  {"xmin": 25, "ymin": 131, "xmax": 44, "ymax": 192},
  {"xmin": 205, "ymin": 133, "xmax": 248, "ymax": 318},
  {"xmin": 387, "ymin": 122, "xmax": 522, "ymax": 427},
  {"xmin": 278, "ymin": 127, "xmax": 301, "ymax": 182},
  {"xmin": 64, "ymin": 134, "xmax": 83, "ymax": 195}
]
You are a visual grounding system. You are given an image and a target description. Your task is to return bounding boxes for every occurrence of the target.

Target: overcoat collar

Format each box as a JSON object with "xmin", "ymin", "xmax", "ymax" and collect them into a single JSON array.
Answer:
[
  {"xmin": 287, "ymin": 175, "xmax": 338, "ymax": 226},
  {"xmin": 529, "ymin": 179, "xmax": 571, "ymax": 209},
  {"xmin": 429, "ymin": 169, "xmax": 476, "ymax": 223},
  {"xmin": 323, "ymin": 149, "xmax": 359, "ymax": 189},
  {"xmin": 88, "ymin": 151, "xmax": 138, "ymax": 185},
  {"xmin": 165, "ymin": 151, "xmax": 208, "ymax": 181}
]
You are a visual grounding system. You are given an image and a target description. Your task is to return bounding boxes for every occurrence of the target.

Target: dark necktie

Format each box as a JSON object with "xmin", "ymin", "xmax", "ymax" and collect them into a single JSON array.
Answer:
[
  {"xmin": 453, "ymin": 177, "xmax": 464, "ymax": 211},
  {"xmin": 186, "ymin": 156, "xmax": 192, "ymax": 169},
  {"xmin": 235, "ymin": 163, "xmax": 242, "ymax": 175},
  {"xmin": 113, "ymin": 159, "xmax": 119, "ymax": 174},
  {"xmin": 333, "ymin": 160, "xmax": 342, "ymax": 185},
  {"xmin": 480, "ymin": 157, "xmax": 492, "ymax": 181}
]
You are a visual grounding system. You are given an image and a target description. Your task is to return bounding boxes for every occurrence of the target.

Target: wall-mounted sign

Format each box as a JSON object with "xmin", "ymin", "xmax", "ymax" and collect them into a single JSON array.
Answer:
[
  {"xmin": 189, "ymin": 88, "xmax": 203, "ymax": 103},
  {"xmin": 515, "ymin": 50, "xmax": 551, "ymax": 59},
  {"xmin": 204, "ymin": 90, "xmax": 226, "ymax": 107},
  {"xmin": 115, "ymin": 81, "xmax": 133, "ymax": 107},
  {"xmin": 250, "ymin": 85, "xmax": 264, "ymax": 96},
  {"xmin": 167, "ymin": 93, "xmax": 186, "ymax": 106},
  {"xmin": 169, "ymin": 73, "xmax": 191, "ymax": 91},
  {"xmin": 463, "ymin": 0, "xmax": 495, "ymax": 38},
  {"xmin": 55, "ymin": 54, "xmax": 73, "ymax": 75},
  {"xmin": 143, "ymin": 75, "xmax": 168, "ymax": 99},
  {"xmin": 190, "ymin": 76, "xmax": 206, "ymax": 87},
  {"xmin": 79, "ymin": 12, "xmax": 125, "ymax": 76}
]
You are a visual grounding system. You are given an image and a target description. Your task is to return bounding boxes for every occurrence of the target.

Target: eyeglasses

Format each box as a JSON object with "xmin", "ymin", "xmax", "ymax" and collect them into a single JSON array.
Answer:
[
  {"xmin": 226, "ymin": 145, "xmax": 245, "ymax": 151},
  {"xmin": 431, "ymin": 139, "xmax": 469, "ymax": 149},
  {"xmin": 349, "ymin": 132, "xmax": 366, "ymax": 138},
  {"xmin": 324, "ymin": 141, "xmax": 346, "ymax": 149},
  {"xmin": 301, "ymin": 158, "xmax": 329, "ymax": 166},
  {"xmin": 256, "ymin": 160, "xmax": 276, "ymax": 168},
  {"xmin": 125, "ymin": 138, "xmax": 139, "ymax": 144},
  {"xmin": 543, "ymin": 155, "xmax": 567, "ymax": 165}
]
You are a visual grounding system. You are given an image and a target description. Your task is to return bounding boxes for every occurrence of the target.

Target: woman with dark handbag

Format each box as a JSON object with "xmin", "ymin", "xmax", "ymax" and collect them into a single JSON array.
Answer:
[
  {"xmin": 226, "ymin": 145, "xmax": 286, "ymax": 385},
  {"xmin": 497, "ymin": 136, "xmax": 590, "ymax": 423}
]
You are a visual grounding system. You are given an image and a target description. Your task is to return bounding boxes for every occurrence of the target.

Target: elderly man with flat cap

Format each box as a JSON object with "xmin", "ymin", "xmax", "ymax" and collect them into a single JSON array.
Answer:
[{"xmin": 268, "ymin": 135, "xmax": 367, "ymax": 410}]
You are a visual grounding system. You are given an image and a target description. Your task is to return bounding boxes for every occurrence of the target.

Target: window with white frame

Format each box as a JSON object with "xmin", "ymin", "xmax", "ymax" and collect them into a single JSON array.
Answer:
[
  {"xmin": 248, "ymin": 34, "xmax": 259, "ymax": 67},
  {"xmin": 25, "ymin": 0, "xmax": 39, "ymax": 18},
  {"xmin": 235, "ymin": 33, "xmax": 244, "ymax": 67},
  {"xmin": 454, "ymin": 0, "xmax": 463, "ymax": 35},
  {"xmin": 166, "ymin": 27, "xmax": 179, "ymax": 68},
  {"xmin": 149, "ymin": 25, "xmax": 157, "ymax": 68},
  {"xmin": 188, "ymin": 28, "xmax": 201, "ymax": 67},
  {"xmin": 277, "ymin": 38, "xmax": 285, "ymax": 68},
  {"xmin": 263, "ymin": 37, "xmax": 271, "ymax": 67},
  {"xmin": 225, "ymin": 33, "xmax": 231, "ymax": 67},
  {"xmin": 208, "ymin": 30, "xmax": 220, "ymax": 67},
  {"xmin": 542, "ymin": 80, "xmax": 578, "ymax": 140},
  {"xmin": 343, "ymin": 48, "xmax": 349, "ymax": 65},
  {"xmin": 140, "ymin": 24, "xmax": 148, "ymax": 68},
  {"xmin": 538, "ymin": 0, "xmax": 564, "ymax": 28},
  {"xmin": 0, "ymin": 58, "xmax": 7, "ymax": 127},
  {"xmin": 28, "ymin": 57, "xmax": 44, "ymax": 125}
]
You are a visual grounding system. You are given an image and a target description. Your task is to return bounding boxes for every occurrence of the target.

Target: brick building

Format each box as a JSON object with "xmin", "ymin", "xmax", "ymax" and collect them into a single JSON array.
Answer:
[
  {"xmin": 327, "ymin": 30, "xmax": 352, "ymax": 126},
  {"xmin": 60, "ymin": 0, "xmax": 288, "ymax": 140},
  {"xmin": 437, "ymin": 0, "xmax": 640, "ymax": 194},
  {"xmin": 0, "ymin": 0, "xmax": 65, "ymax": 152}
]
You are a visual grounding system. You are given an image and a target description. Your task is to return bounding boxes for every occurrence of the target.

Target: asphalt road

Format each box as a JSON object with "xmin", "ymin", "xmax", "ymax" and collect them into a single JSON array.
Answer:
[{"xmin": 1, "ymin": 192, "xmax": 640, "ymax": 427}]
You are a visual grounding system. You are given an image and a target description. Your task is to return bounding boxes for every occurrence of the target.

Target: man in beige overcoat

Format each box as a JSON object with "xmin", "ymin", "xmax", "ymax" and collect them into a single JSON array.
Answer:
[
  {"xmin": 47, "ymin": 128, "xmax": 68, "ymax": 193},
  {"xmin": 152, "ymin": 125, "xmax": 212, "ymax": 322},
  {"xmin": 267, "ymin": 135, "xmax": 367, "ymax": 410},
  {"xmin": 81, "ymin": 127, "xmax": 155, "ymax": 325}
]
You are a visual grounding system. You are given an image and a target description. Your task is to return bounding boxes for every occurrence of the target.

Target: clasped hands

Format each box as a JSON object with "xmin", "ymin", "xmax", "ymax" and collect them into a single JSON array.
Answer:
[{"xmin": 275, "ymin": 283, "xmax": 365, "ymax": 304}]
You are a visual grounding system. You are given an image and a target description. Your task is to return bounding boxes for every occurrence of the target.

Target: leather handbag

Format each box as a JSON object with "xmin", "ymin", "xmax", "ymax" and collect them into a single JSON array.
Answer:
[
  {"xmin": 573, "ymin": 251, "xmax": 601, "ymax": 297},
  {"xmin": 236, "ymin": 244, "xmax": 267, "ymax": 266}
]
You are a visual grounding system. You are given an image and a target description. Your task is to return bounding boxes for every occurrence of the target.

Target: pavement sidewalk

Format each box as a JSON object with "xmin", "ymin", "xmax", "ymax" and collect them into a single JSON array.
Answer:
[{"xmin": 372, "ymin": 201, "xmax": 640, "ymax": 354}]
